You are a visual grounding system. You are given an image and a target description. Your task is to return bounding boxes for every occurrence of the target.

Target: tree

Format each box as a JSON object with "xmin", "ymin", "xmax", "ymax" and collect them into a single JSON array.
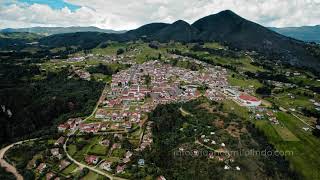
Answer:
[
  {"xmin": 256, "ymin": 86, "xmax": 272, "ymax": 96},
  {"xmin": 117, "ymin": 48, "xmax": 125, "ymax": 55}
]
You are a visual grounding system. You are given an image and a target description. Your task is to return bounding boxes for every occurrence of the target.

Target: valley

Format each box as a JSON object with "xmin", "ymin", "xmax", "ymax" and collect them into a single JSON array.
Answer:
[
  {"xmin": 0, "ymin": 40, "xmax": 319, "ymax": 180},
  {"xmin": 0, "ymin": 8, "xmax": 320, "ymax": 180}
]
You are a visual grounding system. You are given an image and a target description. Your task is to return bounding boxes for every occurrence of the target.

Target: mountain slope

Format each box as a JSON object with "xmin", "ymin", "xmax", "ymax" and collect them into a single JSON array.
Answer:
[
  {"xmin": 0, "ymin": 32, "xmax": 42, "ymax": 49},
  {"xmin": 151, "ymin": 20, "xmax": 199, "ymax": 42},
  {"xmin": 192, "ymin": 10, "xmax": 320, "ymax": 71},
  {"xmin": 1, "ymin": 26, "xmax": 126, "ymax": 36},
  {"xmin": 39, "ymin": 32, "xmax": 126, "ymax": 49},
  {"xmin": 20, "ymin": 10, "xmax": 320, "ymax": 72},
  {"xmin": 270, "ymin": 25, "xmax": 320, "ymax": 43},
  {"xmin": 125, "ymin": 23, "xmax": 169, "ymax": 39}
]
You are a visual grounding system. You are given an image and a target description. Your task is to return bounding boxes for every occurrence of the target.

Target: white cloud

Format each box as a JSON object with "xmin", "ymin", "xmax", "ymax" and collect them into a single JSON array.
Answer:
[{"xmin": 1, "ymin": 0, "xmax": 320, "ymax": 30}]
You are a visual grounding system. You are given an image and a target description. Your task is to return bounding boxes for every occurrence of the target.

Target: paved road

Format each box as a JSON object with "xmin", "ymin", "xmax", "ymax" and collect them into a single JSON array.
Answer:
[{"xmin": 0, "ymin": 139, "xmax": 38, "ymax": 180}]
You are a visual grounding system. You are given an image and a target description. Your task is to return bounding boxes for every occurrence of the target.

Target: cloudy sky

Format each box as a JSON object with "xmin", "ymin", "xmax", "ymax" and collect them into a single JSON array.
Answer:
[{"xmin": 1, "ymin": 0, "xmax": 320, "ymax": 30}]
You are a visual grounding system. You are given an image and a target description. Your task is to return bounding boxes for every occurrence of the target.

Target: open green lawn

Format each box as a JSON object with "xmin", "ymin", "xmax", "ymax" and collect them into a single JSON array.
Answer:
[
  {"xmin": 82, "ymin": 171, "xmax": 107, "ymax": 180},
  {"xmin": 88, "ymin": 143, "xmax": 108, "ymax": 156},
  {"xmin": 228, "ymin": 74, "xmax": 263, "ymax": 90},
  {"xmin": 61, "ymin": 163, "xmax": 78, "ymax": 175},
  {"xmin": 272, "ymin": 124, "xmax": 300, "ymax": 141},
  {"xmin": 222, "ymin": 100, "xmax": 250, "ymax": 120}
]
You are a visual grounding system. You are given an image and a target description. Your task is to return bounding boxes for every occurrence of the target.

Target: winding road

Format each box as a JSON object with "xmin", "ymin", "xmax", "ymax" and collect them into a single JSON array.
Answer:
[
  {"xmin": 0, "ymin": 139, "xmax": 38, "ymax": 180},
  {"xmin": 63, "ymin": 137, "xmax": 126, "ymax": 180}
]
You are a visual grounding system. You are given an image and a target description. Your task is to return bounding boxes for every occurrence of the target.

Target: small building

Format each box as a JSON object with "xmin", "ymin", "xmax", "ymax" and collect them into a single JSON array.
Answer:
[
  {"xmin": 116, "ymin": 165, "xmax": 126, "ymax": 174},
  {"xmin": 54, "ymin": 137, "xmax": 65, "ymax": 146},
  {"xmin": 238, "ymin": 94, "xmax": 261, "ymax": 107},
  {"xmin": 46, "ymin": 172, "xmax": 55, "ymax": 180},
  {"xmin": 157, "ymin": 176, "xmax": 167, "ymax": 180},
  {"xmin": 85, "ymin": 155, "xmax": 99, "ymax": 165},
  {"xmin": 100, "ymin": 161, "xmax": 112, "ymax": 171},
  {"xmin": 36, "ymin": 163, "xmax": 47, "ymax": 173},
  {"xmin": 59, "ymin": 160, "xmax": 70, "ymax": 170},
  {"xmin": 138, "ymin": 159, "xmax": 145, "ymax": 166}
]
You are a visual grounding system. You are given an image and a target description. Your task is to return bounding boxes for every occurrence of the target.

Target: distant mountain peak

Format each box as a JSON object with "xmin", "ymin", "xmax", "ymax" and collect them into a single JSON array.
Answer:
[{"xmin": 172, "ymin": 20, "xmax": 190, "ymax": 26}]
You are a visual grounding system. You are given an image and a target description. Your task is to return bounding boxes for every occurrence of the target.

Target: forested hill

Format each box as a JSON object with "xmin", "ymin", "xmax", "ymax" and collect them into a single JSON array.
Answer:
[{"xmin": 0, "ymin": 61, "xmax": 104, "ymax": 145}]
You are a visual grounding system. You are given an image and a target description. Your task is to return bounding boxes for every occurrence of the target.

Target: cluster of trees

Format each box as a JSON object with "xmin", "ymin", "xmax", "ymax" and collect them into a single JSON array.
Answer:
[
  {"xmin": 313, "ymin": 119, "xmax": 320, "ymax": 137},
  {"xmin": 0, "ymin": 167, "xmax": 15, "ymax": 180},
  {"xmin": 0, "ymin": 60, "xmax": 104, "ymax": 145},
  {"xmin": 137, "ymin": 98, "xmax": 301, "ymax": 179},
  {"xmin": 191, "ymin": 44, "xmax": 241, "ymax": 58},
  {"xmin": 168, "ymin": 49, "xmax": 238, "ymax": 72},
  {"xmin": 167, "ymin": 58, "xmax": 203, "ymax": 71},
  {"xmin": 87, "ymin": 63, "xmax": 130, "ymax": 76}
]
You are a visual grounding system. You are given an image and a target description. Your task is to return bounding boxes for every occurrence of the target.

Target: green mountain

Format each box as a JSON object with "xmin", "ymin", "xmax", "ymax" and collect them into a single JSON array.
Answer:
[
  {"xmin": 3, "ymin": 10, "xmax": 320, "ymax": 72},
  {"xmin": 126, "ymin": 23, "xmax": 169, "ymax": 38},
  {"xmin": 1, "ymin": 26, "xmax": 126, "ymax": 36},
  {"xmin": 191, "ymin": 10, "xmax": 320, "ymax": 71},
  {"xmin": 151, "ymin": 20, "xmax": 199, "ymax": 42},
  {"xmin": 0, "ymin": 32, "xmax": 42, "ymax": 49},
  {"xmin": 270, "ymin": 25, "xmax": 320, "ymax": 43}
]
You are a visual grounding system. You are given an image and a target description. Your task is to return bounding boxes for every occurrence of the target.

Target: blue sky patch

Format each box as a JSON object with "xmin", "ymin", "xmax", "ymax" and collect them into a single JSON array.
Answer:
[{"xmin": 18, "ymin": 0, "xmax": 80, "ymax": 11}]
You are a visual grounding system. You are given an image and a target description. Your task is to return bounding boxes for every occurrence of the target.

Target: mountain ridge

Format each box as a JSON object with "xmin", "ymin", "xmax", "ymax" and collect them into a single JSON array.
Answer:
[
  {"xmin": 3, "ymin": 10, "xmax": 320, "ymax": 72},
  {"xmin": 270, "ymin": 25, "xmax": 320, "ymax": 43},
  {"xmin": 0, "ymin": 26, "xmax": 126, "ymax": 36}
]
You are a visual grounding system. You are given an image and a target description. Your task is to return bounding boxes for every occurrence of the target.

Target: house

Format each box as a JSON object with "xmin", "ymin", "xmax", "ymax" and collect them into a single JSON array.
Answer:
[
  {"xmin": 157, "ymin": 176, "xmax": 167, "ymax": 180},
  {"xmin": 116, "ymin": 165, "xmax": 126, "ymax": 174},
  {"xmin": 236, "ymin": 166, "xmax": 241, "ymax": 171},
  {"xmin": 50, "ymin": 148, "xmax": 60, "ymax": 157},
  {"xmin": 59, "ymin": 160, "xmax": 70, "ymax": 170},
  {"xmin": 79, "ymin": 123, "xmax": 101, "ymax": 133},
  {"xmin": 125, "ymin": 151, "xmax": 133, "ymax": 158},
  {"xmin": 112, "ymin": 143, "xmax": 121, "ymax": 150},
  {"xmin": 55, "ymin": 137, "xmax": 65, "ymax": 146},
  {"xmin": 100, "ymin": 139, "xmax": 110, "ymax": 146},
  {"xmin": 138, "ymin": 159, "xmax": 145, "ymax": 166},
  {"xmin": 46, "ymin": 172, "xmax": 55, "ymax": 180},
  {"xmin": 36, "ymin": 163, "xmax": 47, "ymax": 173},
  {"xmin": 85, "ymin": 155, "xmax": 99, "ymax": 165},
  {"xmin": 123, "ymin": 158, "xmax": 130, "ymax": 163},
  {"xmin": 100, "ymin": 161, "xmax": 112, "ymax": 171},
  {"xmin": 57, "ymin": 124, "xmax": 69, "ymax": 132},
  {"xmin": 224, "ymin": 165, "xmax": 230, "ymax": 170}
]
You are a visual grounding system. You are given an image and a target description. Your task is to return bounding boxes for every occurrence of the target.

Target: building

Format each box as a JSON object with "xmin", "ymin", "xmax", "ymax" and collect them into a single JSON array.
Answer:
[
  {"xmin": 100, "ymin": 161, "xmax": 112, "ymax": 171},
  {"xmin": 238, "ymin": 93, "xmax": 261, "ymax": 107},
  {"xmin": 36, "ymin": 163, "xmax": 47, "ymax": 173},
  {"xmin": 85, "ymin": 155, "xmax": 99, "ymax": 165},
  {"xmin": 55, "ymin": 137, "xmax": 65, "ymax": 146},
  {"xmin": 46, "ymin": 172, "xmax": 55, "ymax": 180},
  {"xmin": 138, "ymin": 159, "xmax": 145, "ymax": 166}
]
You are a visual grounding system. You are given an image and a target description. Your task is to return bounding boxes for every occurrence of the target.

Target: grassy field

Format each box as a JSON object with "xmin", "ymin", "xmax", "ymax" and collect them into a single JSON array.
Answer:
[
  {"xmin": 82, "ymin": 171, "xmax": 107, "ymax": 180},
  {"xmin": 222, "ymin": 100, "xmax": 250, "ymax": 119},
  {"xmin": 228, "ymin": 73, "xmax": 263, "ymax": 90},
  {"xmin": 61, "ymin": 163, "xmax": 78, "ymax": 175},
  {"xmin": 256, "ymin": 112, "xmax": 320, "ymax": 179},
  {"xmin": 272, "ymin": 124, "xmax": 300, "ymax": 141}
]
